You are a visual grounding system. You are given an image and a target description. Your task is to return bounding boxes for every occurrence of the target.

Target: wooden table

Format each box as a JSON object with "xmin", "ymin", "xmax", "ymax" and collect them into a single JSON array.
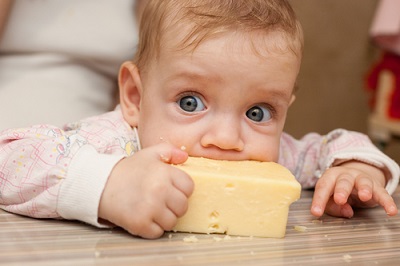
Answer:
[{"xmin": 1, "ymin": 187, "xmax": 400, "ymax": 265}]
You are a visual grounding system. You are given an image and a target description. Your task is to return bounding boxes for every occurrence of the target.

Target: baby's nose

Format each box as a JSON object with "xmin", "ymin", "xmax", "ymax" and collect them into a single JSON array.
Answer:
[{"xmin": 200, "ymin": 115, "xmax": 244, "ymax": 152}]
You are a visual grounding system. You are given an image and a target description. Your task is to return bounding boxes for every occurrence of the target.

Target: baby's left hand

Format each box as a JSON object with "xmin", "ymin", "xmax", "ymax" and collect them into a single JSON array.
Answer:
[{"xmin": 311, "ymin": 161, "xmax": 398, "ymax": 218}]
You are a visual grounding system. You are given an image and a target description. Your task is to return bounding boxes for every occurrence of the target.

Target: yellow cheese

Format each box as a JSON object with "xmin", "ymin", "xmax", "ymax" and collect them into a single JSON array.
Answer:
[{"xmin": 173, "ymin": 157, "xmax": 301, "ymax": 238}]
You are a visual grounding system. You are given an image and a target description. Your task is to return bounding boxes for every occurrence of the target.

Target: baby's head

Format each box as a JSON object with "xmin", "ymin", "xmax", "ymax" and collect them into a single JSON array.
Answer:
[
  {"xmin": 119, "ymin": 0, "xmax": 303, "ymax": 162},
  {"xmin": 134, "ymin": 0, "xmax": 303, "ymax": 73}
]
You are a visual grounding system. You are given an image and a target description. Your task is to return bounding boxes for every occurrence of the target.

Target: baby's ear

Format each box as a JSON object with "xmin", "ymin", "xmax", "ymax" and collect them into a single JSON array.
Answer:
[{"xmin": 118, "ymin": 62, "xmax": 143, "ymax": 127}]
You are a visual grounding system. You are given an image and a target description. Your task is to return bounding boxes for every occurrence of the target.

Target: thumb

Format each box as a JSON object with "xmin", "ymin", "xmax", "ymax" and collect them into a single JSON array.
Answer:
[{"xmin": 156, "ymin": 143, "xmax": 188, "ymax": 165}]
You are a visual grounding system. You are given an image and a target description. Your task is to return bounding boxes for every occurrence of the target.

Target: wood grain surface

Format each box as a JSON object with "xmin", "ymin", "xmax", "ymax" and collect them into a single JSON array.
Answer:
[{"xmin": 1, "ymin": 188, "xmax": 400, "ymax": 265}]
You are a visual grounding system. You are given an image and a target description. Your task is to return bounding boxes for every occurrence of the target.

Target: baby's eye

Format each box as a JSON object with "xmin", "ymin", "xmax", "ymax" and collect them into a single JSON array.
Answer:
[
  {"xmin": 178, "ymin": 95, "xmax": 205, "ymax": 112},
  {"xmin": 246, "ymin": 105, "xmax": 272, "ymax": 122}
]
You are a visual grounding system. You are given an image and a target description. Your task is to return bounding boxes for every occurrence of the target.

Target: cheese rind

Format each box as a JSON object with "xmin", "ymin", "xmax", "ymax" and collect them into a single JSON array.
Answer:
[{"xmin": 172, "ymin": 157, "xmax": 301, "ymax": 238}]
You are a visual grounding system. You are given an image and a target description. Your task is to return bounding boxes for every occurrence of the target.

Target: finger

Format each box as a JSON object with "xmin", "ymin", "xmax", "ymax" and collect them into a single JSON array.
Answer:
[
  {"xmin": 168, "ymin": 146, "xmax": 189, "ymax": 165},
  {"xmin": 311, "ymin": 172, "xmax": 336, "ymax": 217},
  {"xmin": 153, "ymin": 143, "xmax": 188, "ymax": 164},
  {"xmin": 124, "ymin": 208, "xmax": 165, "ymax": 239},
  {"xmin": 137, "ymin": 222, "xmax": 165, "ymax": 239},
  {"xmin": 354, "ymin": 176, "xmax": 373, "ymax": 202},
  {"xmin": 371, "ymin": 187, "xmax": 398, "ymax": 216},
  {"xmin": 325, "ymin": 197, "xmax": 354, "ymax": 218},
  {"xmin": 153, "ymin": 207, "xmax": 179, "ymax": 231},
  {"xmin": 385, "ymin": 201, "xmax": 398, "ymax": 216},
  {"xmin": 166, "ymin": 188, "xmax": 190, "ymax": 217},
  {"xmin": 333, "ymin": 173, "xmax": 356, "ymax": 205},
  {"xmin": 171, "ymin": 168, "xmax": 194, "ymax": 198}
]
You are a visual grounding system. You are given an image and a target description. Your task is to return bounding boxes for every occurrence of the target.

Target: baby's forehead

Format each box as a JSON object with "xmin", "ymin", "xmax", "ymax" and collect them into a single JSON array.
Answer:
[{"xmin": 160, "ymin": 26, "xmax": 302, "ymax": 61}]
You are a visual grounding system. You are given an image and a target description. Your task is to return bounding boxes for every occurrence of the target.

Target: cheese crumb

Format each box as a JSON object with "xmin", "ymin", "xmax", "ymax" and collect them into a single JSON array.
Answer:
[
  {"xmin": 293, "ymin": 225, "xmax": 307, "ymax": 232},
  {"xmin": 160, "ymin": 153, "xmax": 170, "ymax": 162},
  {"xmin": 343, "ymin": 254, "xmax": 352, "ymax": 262},
  {"xmin": 183, "ymin": 235, "xmax": 199, "ymax": 243}
]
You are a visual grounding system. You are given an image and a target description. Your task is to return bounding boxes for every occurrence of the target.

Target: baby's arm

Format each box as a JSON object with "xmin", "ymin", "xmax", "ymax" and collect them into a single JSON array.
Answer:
[
  {"xmin": 0, "ymin": 111, "xmax": 194, "ymax": 239},
  {"xmin": 0, "ymin": 124, "xmax": 122, "ymax": 223},
  {"xmin": 279, "ymin": 129, "xmax": 400, "ymax": 217},
  {"xmin": 0, "ymin": 111, "xmax": 133, "ymax": 225},
  {"xmin": 99, "ymin": 143, "xmax": 194, "ymax": 239}
]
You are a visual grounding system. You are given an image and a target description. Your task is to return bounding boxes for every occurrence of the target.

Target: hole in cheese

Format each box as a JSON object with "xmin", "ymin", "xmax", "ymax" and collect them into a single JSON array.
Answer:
[
  {"xmin": 225, "ymin": 183, "xmax": 235, "ymax": 192},
  {"xmin": 208, "ymin": 223, "xmax": 222, "ymax": 233},
  {"xmin": 209, "ymin": 210, "xmax": 220, "ymax": 220}
]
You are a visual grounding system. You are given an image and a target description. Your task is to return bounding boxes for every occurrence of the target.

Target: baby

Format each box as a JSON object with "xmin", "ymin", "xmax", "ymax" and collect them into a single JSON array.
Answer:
[{"xmin": 0, "ymin": 0, "xmax": 399, "ymax": 239}]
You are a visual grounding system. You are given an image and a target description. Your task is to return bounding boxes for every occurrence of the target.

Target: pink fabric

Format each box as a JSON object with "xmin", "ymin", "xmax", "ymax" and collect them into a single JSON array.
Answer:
[
  {"xmin": 0, "ymin": 110, "xmax": 399, "ymax": 225},
  {"xmin": 370, "ymin": 0, "xmax": 400, "ymax": 55}
]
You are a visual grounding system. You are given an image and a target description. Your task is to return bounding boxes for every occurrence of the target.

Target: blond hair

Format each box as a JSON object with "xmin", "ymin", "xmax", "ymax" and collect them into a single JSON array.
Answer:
[{"xmin": 135, "ymin": 0, "xmax": 303, "ymax": 71}]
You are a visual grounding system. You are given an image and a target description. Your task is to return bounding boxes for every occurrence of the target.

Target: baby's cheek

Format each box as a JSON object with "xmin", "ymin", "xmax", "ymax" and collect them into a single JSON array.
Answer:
[{"xmin": 252, "ymin": 143, "xmax": 280, "ymax": 162}]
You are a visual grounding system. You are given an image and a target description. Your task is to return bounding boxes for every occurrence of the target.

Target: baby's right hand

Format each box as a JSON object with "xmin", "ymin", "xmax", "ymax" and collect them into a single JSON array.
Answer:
[{"xmin": 98, "ymin": 143, "xmax": 194, "ymax": 239}]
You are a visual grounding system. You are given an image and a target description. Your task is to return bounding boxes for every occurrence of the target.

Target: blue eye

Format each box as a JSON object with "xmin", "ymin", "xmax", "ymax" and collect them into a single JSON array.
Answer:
[
  {"xmin": 178, "ymin": 95, "xmax": 205, "ymax": 112},
  {"xmin": 246, "ymin": 105, "xmax": 272, "ymax": 122}
]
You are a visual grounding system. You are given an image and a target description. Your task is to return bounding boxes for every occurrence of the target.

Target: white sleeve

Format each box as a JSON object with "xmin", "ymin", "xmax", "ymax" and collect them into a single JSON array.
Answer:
[{"xmin": 57, "ymin": 145, "xmax": 125, "ymax": 227}]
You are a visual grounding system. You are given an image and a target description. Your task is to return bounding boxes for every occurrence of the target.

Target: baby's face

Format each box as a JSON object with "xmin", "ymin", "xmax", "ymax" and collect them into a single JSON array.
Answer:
[{"xmin": 136, "ymin": 31, "xmax": 300, "ymax": 162}]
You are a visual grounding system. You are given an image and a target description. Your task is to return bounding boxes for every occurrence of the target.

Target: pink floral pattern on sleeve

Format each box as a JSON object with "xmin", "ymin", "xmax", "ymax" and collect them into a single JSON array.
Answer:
[{"xmin": 0, "ymin": 111, "xmax": 139, "ymax": 219}]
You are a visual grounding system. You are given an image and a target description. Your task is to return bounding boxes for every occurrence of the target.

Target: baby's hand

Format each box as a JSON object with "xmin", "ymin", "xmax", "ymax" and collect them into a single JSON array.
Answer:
[
  {"xmin": 98, "ymin": 143, "xmax": 194, "ymax": 239},
  {"xmin": 311, "ymin": 161, "xmax": 398, "ymax": 218}
]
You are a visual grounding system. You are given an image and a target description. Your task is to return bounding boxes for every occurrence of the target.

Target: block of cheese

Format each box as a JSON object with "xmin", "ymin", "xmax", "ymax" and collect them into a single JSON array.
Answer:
[{"xmin": 172, "ymin": 157, "xmax": 301, "ymax": 238}]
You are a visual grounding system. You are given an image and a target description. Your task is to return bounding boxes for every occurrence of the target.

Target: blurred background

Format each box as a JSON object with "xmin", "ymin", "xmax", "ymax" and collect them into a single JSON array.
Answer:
[{"xmin": 287, "ymin": 0, "xmax": 400, "ymax": 164}]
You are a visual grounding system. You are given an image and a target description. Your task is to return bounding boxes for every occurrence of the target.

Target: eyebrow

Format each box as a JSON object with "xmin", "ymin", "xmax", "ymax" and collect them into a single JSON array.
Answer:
[
  {"xmin": 165, "ymin": 69, "xmax": 223, "ymax": 84},
  {"xmin": 264, "ymin": 87, "xmax": 293, "ymax": 100}
]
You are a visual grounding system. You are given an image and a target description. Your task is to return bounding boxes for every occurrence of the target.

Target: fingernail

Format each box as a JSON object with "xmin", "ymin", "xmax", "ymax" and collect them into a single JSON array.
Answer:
[
  {"xmin": 312, "ymin": 205, "xmax": 322, "ymax": 215},
  {"xmin": 387, "ymin": 206, "xmax": 397, "ymax": 215}
]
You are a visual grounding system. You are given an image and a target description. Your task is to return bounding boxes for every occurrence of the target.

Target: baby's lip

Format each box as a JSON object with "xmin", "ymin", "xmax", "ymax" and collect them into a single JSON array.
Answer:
[{"xmin": 188, "ymin": 151, "xmax": 247, "ymax": 161}]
